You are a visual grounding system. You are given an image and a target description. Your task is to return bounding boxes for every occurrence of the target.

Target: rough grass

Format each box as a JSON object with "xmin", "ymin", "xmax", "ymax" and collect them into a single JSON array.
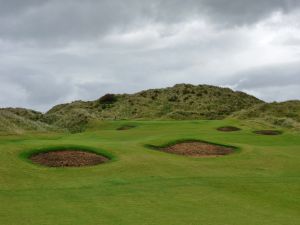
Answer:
[
  {"xmin": 43, "ymin": 84, "xmax": 263, "ymax": 131},
  {"xmin": 232, "ymin": 101, "xmax": 300, "ymax": 130},
  {"xmin": 0, "ymin": 108, "xmax": 58, "ymax": 134},
  {"xmin": 1, "ymin": 84, "xmax": 300, "ymax": 134},
  {"xmin": 0, "ymin": 120, "xmax": 299, "ymax": 225}
]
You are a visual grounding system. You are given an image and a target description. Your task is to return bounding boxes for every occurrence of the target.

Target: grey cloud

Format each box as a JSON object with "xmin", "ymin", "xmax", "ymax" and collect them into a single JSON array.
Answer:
[
  {"xmin": 225, "ymin": 62, "xmax": 300, "ymax": 89},
  {"xmin": 223, "ymin": 62, "xmax": 300, "ymax": 101},
  {"xmin": 0, "ymin": 0, "xmax": 46, "ymax": 15},
  {"xmin": 0, "ymin": 1, "xmax": 144, "ymax": 44},
  {"xmin": 0, "ymin": 0, "xmax": 300, "ymax": 110},
  {"xmin": 282, "ymin": 37, "xmax": 300, "ymax": 46},
  {"xmin": 0, "ymin": 68, "xmax": 73, "ymax": 111},
  {"xmin": 1, "ymin": 0, "xmax": 300, "ymax": 44},
  {"xmin": 199, "ymin": 0, "xmax": 299, "ymax": 25}
]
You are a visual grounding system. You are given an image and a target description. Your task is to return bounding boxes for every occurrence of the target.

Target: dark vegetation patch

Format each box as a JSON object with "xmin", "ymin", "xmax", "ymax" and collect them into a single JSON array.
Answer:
[
  {"xmin": 148, "ymin": 140, "xmax": 235, "ymax": 157},
  {"xmin": 117, "ymin": 124, "xmax": 136, "ymax": 130},
  {"xmin": 217, "ymin": 126, "xmax": 241, "ymax": 132},
  {"xmin": 168, "ymin": 95, "xmax": 178, "ymax": 102},
  {"xmin": 254, "ymin": 130, "xmax": 283, "ymax": 135},
  {"xmin": 30, "ymin": 150, "xmax": 109, "ymax": 167},
  {"xmin": 99, "ymin": 94, "xmax": 118, "ymax": 104}
]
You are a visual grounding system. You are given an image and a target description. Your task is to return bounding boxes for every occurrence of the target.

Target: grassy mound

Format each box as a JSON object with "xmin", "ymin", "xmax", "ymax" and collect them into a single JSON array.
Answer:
[
  {"xmin": 44, "ymin": 84, "xmax": 262, "ymax": 132},
  {"xmin": 0, "ymin": 108, "xmax": 58, "ymax": 134},
  {"xmin": 232, "ymin": 101, "xmax": 300, "ymax": 130},
  {"xmin": 2, "ymin": 84, "xmax": 300, "ymax": 133}
]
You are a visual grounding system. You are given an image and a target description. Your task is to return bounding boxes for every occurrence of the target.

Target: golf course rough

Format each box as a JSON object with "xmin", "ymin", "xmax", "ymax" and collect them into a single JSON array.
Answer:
[{"xmin": 0, "ymin": 120, "xmax": 299, "ymax": 225}]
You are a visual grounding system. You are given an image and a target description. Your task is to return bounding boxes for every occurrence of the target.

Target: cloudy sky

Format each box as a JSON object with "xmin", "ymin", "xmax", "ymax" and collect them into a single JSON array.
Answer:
[{"xmin": 1, "ymin": 0, "xmax": 300, "ymax": 111}]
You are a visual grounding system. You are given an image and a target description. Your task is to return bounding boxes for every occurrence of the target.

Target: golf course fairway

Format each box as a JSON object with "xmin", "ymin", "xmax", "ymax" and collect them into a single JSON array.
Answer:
[{"xmin": 0, "ymin": 120, "xmax": 299, "ymax": 225}]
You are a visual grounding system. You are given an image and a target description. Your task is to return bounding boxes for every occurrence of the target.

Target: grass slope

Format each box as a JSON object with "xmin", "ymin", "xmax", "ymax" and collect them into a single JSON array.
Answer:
[
  {"xmin": 232, "ymin": 100, "xmax": 300, "ymax": 130},
  {"xmin": 0, "ymin": 108, "xmax": 58, "ymax": 134},
  {"xmin": 0, "ymin": 120, "xmax": 299, "ymax": 225},
  {"xmin": 43, "ymin": 101, "xmax": 95, "ymax": 133}
]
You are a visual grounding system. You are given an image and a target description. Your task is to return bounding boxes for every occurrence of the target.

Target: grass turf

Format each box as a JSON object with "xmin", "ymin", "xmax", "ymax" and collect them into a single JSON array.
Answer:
[{"xmin": 0, "ymin": 120, "xmax": 299, "ymax": 225}]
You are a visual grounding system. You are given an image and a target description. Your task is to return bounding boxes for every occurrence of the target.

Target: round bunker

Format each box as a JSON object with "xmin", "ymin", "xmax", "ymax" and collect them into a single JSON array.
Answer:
[
  {"xmin": 29, "ymin": 150, "xmax": 109, "ymax": 167},
  {"xmin": 117, "ymin": 125, "xmax": 136, "ymax": 131},
  {"xmin": 254, "ymin": 130, "xmax": 282, "ymax": 135},
  {"xmin": 217, "ymin": 126, "xmax": 241, "ymax": 132},
  {"xmin": 158, "ymin": 141, "xmax": 234, "ymax": 157}
]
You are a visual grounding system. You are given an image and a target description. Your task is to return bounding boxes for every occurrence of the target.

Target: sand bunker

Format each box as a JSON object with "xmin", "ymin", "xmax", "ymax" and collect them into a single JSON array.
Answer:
[
  {"xmin": 30, "ymin": 150, "xmax": 109, "ymax": 167},
  {"xmin": 254, "ymin": 130, "xmax": 282, "ymax": 135},
  {"xmin": 158, "ymin": 141, "xmax": 234, "ymax": 157},
  {"xmin": 117, "ymin": 125, "xmax": 136, "ymax": 130},
  {"xmin": 217, "ymin": 126, "xmax": 241, "ymax": 132}
]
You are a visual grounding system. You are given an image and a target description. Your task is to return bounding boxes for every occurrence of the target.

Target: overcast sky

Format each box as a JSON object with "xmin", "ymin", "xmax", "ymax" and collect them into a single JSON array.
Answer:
[{"xmin": 1, "ymin": 0, "xmax": 300, "ymax": 111}]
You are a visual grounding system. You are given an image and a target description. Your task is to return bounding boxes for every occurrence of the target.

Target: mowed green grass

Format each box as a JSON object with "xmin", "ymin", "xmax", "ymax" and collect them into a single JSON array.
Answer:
[{"xmin": 0, "ymin": 120, "xmax": 299, "ymax": 225}]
